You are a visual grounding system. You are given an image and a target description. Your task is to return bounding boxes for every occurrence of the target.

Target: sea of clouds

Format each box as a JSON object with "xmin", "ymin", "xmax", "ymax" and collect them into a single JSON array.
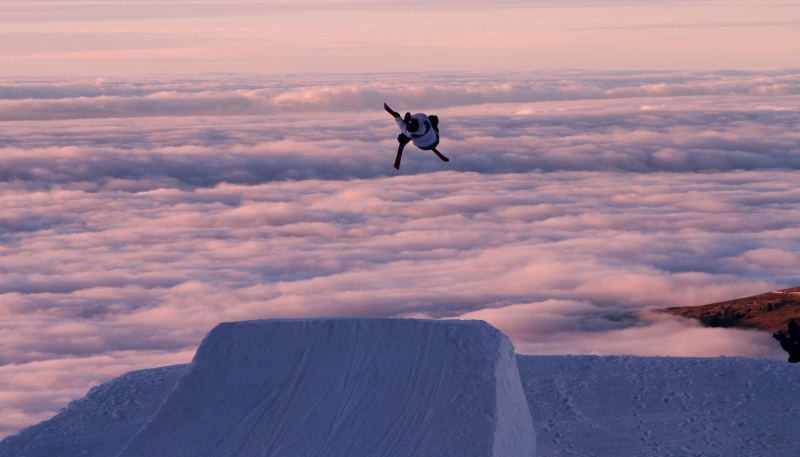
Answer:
[{"xmin": 1, "ymin": 69, "xmax": 799, "ymax": 437}]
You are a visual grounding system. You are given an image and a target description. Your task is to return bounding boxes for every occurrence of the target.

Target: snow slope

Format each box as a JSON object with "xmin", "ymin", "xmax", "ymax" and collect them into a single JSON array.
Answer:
[
  {"xmin": 519, "ymin": 355, "xmax": 800, "ymax": 457},
  {"xmin": 118, "ymin": 318, "xmax": 535, "ymax": 457},
  {"xmin": 3, "ymin": 322, "xmax": 799, "ymax": 457},
  {"xmin": 0, "ymin": 365, "xmax": 185, "ymax": 457}
]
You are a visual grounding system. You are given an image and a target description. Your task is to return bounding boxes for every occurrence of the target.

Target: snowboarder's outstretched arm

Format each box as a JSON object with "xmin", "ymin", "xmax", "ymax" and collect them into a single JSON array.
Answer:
[{"xmin": 384, "ymin": 103, "xmax": 400, "ymax": 118}]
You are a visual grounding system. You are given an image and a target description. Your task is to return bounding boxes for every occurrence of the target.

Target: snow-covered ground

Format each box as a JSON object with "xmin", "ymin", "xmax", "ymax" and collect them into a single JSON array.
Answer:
[
  {"xmin": 2, "ymin": 320, "xmax": 799, "ymax": 457},
  {"xmin": 518, "ymin": 355, "xmax": 800, "ymax": 457},
  {"xmin": 0, "ymin": 365, "xmax": 185, "ymax": 457}
]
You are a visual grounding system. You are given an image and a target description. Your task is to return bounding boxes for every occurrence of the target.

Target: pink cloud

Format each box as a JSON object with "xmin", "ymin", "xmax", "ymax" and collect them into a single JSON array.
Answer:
[{"xmin": 1, "ymin": 70, "xmax": 799, "ymax": 438}]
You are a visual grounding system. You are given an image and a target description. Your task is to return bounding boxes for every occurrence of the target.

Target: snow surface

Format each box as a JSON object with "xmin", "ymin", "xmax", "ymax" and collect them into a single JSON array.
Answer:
[
  {"xmin": 3, "ymin": 320, "xmax": 800, "ymax": 457},
  {"xmin": 0, "ymin": 365, "xmax": 185, "ymax": 457},
  {"xmin": 519, "ymin": 355, "xmax": 800, "ymax": 457},
  {"xmin": 119, "ymin": 318, "xmax": 535, "ymax": 457}
]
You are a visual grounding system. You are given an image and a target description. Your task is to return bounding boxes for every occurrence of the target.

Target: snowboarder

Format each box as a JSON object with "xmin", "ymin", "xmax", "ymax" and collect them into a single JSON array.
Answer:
[
  {"xmin": 384, "ymin": 103, "xmax": 449, "ymax": 169},
  {"xmin": 773, "ymin": 321, "xmax": 800, "ymax": 363}
]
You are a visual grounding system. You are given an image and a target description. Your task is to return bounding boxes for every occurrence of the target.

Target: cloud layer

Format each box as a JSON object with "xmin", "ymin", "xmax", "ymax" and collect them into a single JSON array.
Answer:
[
  {"xmin": 2, "ymin": 70, "xmax": 799, "ymax": 121},
  {"xmin": 1, "ymin": 70, "xmax": 799, "ymax": 437}
]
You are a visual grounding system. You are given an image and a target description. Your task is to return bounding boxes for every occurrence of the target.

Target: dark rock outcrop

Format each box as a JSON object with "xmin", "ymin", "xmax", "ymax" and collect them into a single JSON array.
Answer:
[{"xmin": 658, "ymin": 287, "xmax": 800, "ymax": 333}]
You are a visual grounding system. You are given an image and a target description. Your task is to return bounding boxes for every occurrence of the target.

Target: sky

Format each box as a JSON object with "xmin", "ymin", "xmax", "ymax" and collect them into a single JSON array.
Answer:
[
  {"xmin": 1, "ymin": 0, "xmax": 800, "ymax": 75},
  {"xmin": 1, "ymin": 0, "xmax": 800, "ymax": 440}
]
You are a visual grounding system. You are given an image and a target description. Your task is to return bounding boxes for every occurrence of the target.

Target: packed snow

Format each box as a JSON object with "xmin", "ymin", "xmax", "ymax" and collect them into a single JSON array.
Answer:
[
  {"xmin": 519, "ymin": 355, "xmax": 800, "ymax": 456},
  {"xmin": 3, "ymin": 319, "xmax": 799, "ymax": 457},
  {"xmin": 0, "ymin": 365, "xmax": 185, "ymax": 457},
  {"xmin": 116, "ymin": 318, "xmax": 530, "ymax": 457}
]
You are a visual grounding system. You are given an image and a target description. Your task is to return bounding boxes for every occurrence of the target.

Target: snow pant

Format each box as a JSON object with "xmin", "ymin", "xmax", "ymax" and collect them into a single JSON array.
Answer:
[
  {"xmin": 417, "ymin": 135, "xmax": 440, "ymax": 151},
  {"xmin": 398, "ymin": 133, "xmax": 439, "ymax": 151}
]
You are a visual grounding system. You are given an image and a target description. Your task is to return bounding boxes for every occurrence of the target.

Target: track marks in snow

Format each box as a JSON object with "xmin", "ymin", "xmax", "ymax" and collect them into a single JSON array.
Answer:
[
  {"xmin": 115, "ymin": 319, "xmax": 534, "ymax": 457},
  {"xmin": 519, "ymin": 355, "xmax": 800, "ymax": 457}
]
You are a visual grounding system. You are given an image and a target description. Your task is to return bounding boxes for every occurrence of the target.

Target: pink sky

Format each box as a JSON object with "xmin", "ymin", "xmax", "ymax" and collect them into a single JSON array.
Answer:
[{"xmin": 1, "ymin": 0, "xmax": 799, "ymax": 75}]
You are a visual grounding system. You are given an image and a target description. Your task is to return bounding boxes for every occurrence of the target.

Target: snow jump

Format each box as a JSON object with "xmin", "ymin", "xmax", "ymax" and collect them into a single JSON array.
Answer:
[{"xmin": 384, "ymin": 103, "xmax": 449, "ymax": 169}]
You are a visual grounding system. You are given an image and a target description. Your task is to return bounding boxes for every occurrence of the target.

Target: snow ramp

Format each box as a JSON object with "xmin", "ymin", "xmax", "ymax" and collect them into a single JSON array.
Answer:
[{"xmin": 118, "ymin": 318, "xmax": 536, "ymax": 457}]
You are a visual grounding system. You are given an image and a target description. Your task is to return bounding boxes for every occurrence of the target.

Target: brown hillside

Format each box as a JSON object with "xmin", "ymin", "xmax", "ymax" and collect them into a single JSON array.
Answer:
[{"xmin": 659, "ymin": 287, "xmax": 800, "ymax": 333}]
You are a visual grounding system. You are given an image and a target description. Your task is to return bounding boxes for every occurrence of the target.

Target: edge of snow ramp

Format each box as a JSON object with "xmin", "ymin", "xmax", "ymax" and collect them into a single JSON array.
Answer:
[{"xmin": 117, "ymin": 318, "xmax": 536, "ymax": 457}]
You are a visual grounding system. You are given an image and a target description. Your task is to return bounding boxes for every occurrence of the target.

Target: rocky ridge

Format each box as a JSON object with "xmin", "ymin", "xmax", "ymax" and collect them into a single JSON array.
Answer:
[{"xmin": 659, "ymin": 287, "xmax": 800, "ymax": 333}]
